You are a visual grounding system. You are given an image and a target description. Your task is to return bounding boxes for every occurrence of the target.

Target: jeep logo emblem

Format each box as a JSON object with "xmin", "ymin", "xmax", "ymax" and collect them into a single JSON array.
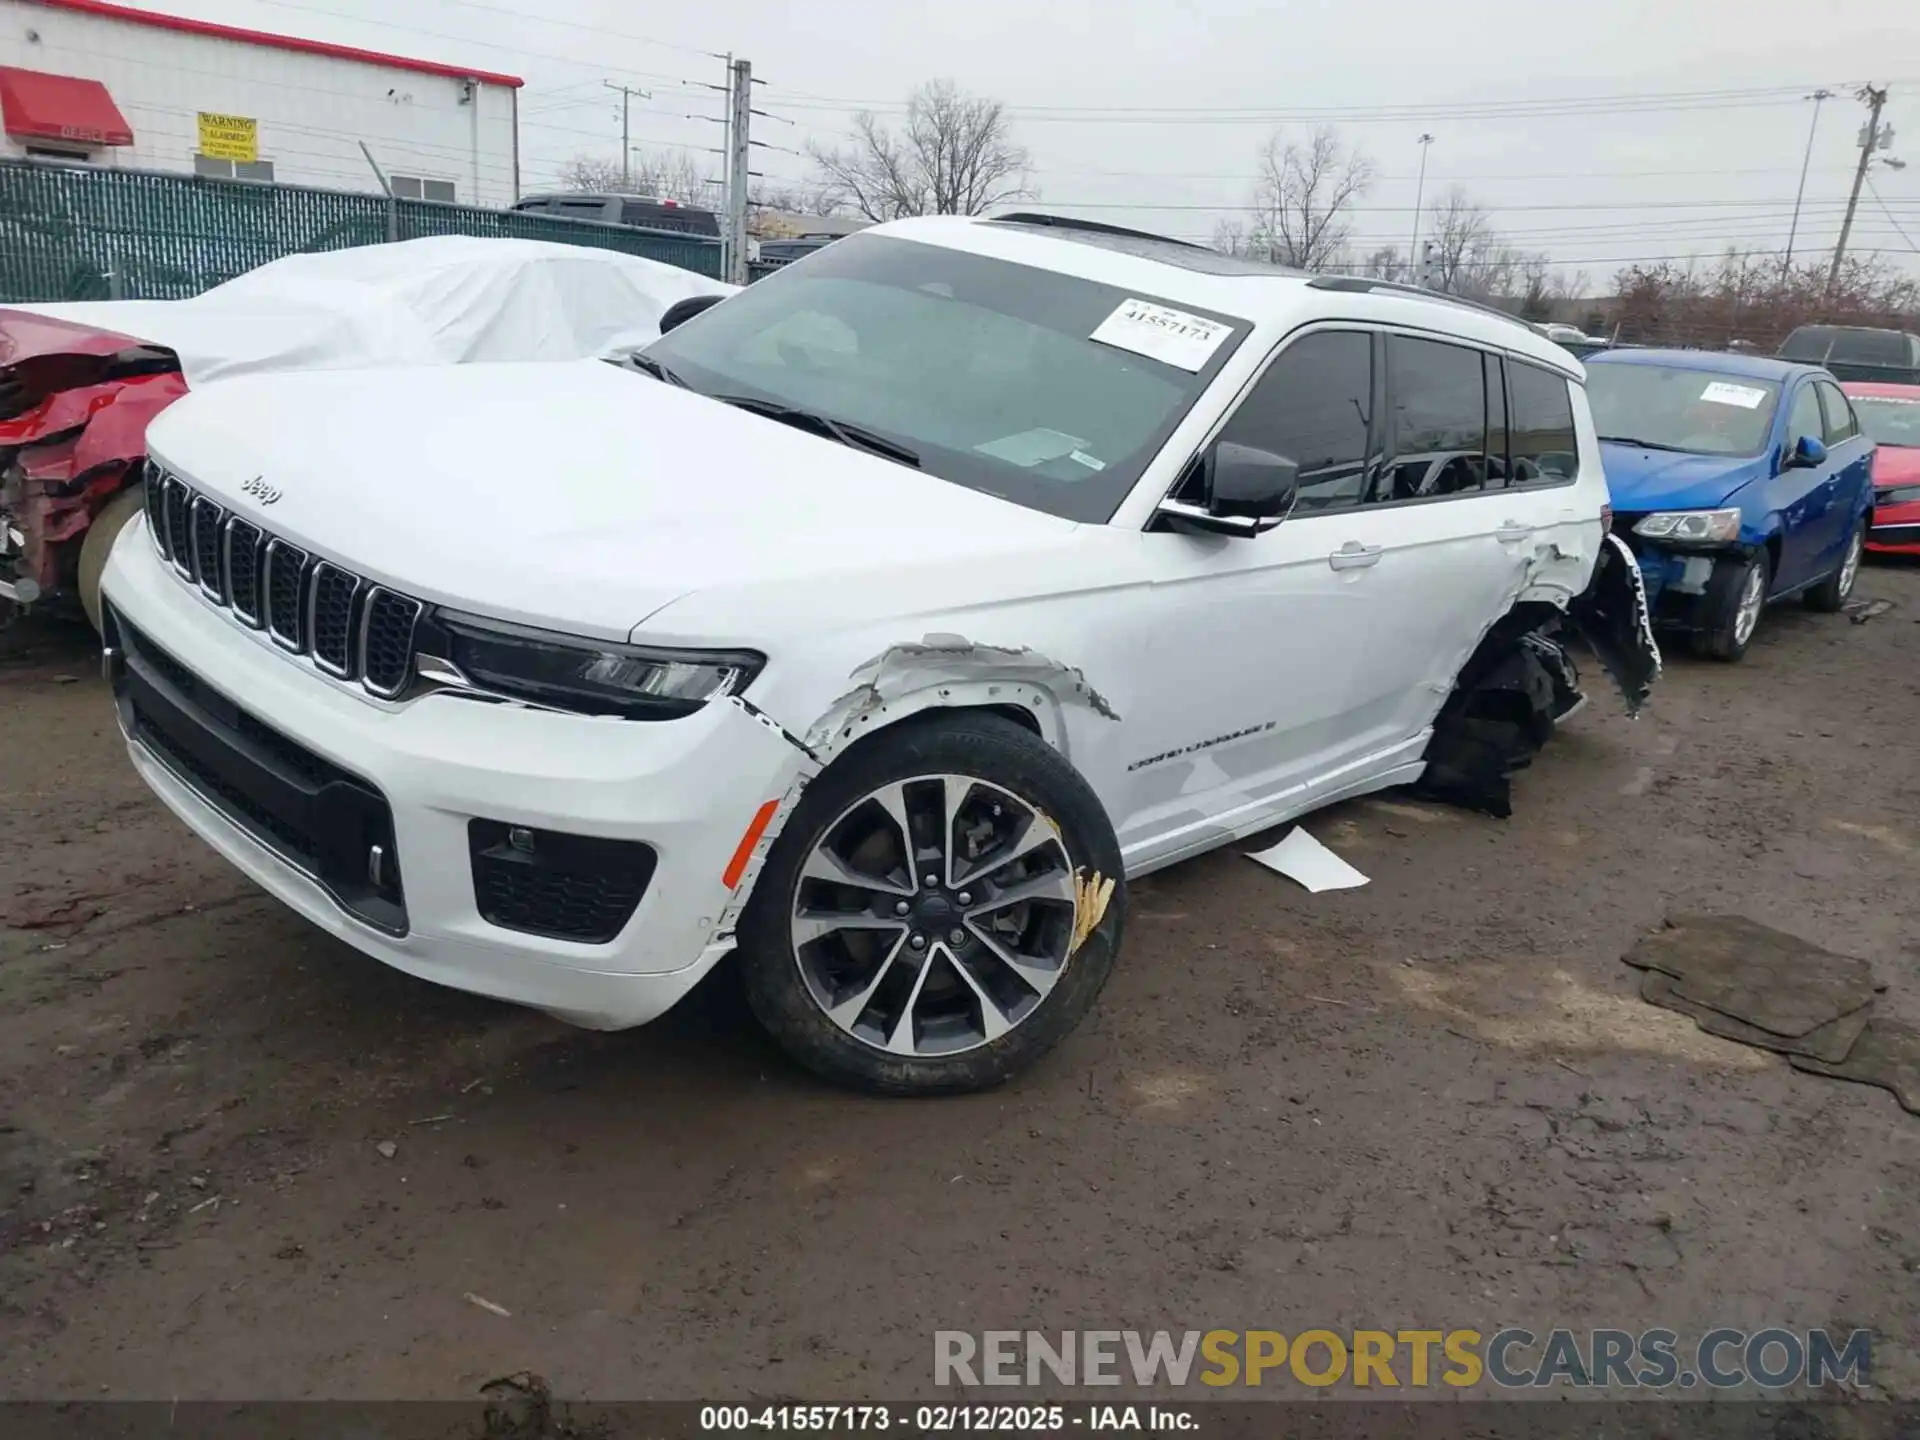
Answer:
[{"xmin": 241, "ymin": 475, "xmax": 283, "ymax": 506}]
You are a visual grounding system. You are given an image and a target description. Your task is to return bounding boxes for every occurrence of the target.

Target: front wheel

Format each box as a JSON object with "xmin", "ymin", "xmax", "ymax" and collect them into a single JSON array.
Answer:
[
  {"xmin": 736, "ymin": 712, "xmax": 1126, "ymax": 1096},
  {"xmin": 1805, "ymin": 517, "xmax": 1865, "ymax": 613},
  {"xmin": 1691, "ymin": 550, "xmax": 1770, "ymax": 662}
]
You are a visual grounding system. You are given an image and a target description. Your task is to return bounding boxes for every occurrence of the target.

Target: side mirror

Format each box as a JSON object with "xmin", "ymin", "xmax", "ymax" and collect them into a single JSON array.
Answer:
[
  {"xmin": 1785, "ymin": 433, "xmax": 1828, "ymax": 469},
  {"xmin": 658, "ymin": 293, "xmax": 726, "ymax": 335},
  {"xmin": 1155, "ymin": 441, "xmax": 1300, "ymax": 538}
]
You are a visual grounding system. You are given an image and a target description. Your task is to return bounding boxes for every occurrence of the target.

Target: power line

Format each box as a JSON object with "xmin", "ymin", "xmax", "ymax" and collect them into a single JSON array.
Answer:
[{"xmin": 1867, "ymin": 178, "xmax": 1920, "ymax": 253}]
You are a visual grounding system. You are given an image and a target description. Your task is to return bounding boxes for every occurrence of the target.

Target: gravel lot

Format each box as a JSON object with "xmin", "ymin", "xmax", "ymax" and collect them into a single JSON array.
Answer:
[{"xmin": 3, "ymin": 566, "xmax": 1919, "ymax": 1402}]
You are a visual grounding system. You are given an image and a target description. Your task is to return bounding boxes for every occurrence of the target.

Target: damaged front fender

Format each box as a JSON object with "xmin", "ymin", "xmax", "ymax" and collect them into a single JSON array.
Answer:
[{"xmin": 799, "ymin": 633, "xmax": 1121, "ymax": 761}]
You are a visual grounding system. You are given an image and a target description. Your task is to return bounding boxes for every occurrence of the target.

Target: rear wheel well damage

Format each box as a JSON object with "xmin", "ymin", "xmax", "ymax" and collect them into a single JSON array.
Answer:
[{"xmin": 1414, "ymin": 534, "xmax": 1661, "ymax": 818}]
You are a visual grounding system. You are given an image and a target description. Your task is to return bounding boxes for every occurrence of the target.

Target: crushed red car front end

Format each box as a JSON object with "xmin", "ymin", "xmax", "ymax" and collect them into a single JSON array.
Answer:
[{"xmin": 0, "ymin": 309, "xmax": 183, "ymax": 616}]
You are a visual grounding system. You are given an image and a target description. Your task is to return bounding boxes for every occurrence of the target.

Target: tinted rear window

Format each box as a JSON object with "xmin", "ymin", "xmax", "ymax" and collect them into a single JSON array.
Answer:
[
  {"xmin": 1779, "ymin": 327, "xmax": 1835, "ymax": 361},
  {"xmin": 1829, "ymin": 329, "xmax": 1913, "ymax": 365}
]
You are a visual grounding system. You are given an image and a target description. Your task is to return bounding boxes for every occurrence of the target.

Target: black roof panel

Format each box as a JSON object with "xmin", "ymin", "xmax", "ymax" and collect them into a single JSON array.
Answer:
[{"xmin": 985, "ymin": 214, "xmax": 1309, "ymax": 278}]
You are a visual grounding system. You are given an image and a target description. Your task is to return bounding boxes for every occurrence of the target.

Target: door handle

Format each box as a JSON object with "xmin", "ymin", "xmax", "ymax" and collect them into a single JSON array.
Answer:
[
  {"xmin": 1495, "ymin": 521, "xmax": 1535, "ymax": 543},
  {"xmin": 1328, "ymin": 541, "xmax": 1383, "ymax": 571}
]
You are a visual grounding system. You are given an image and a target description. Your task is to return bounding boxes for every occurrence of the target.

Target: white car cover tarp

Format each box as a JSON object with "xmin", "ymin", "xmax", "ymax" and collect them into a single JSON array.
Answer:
[{"xmin": 18, "ymin": 236, "xmax": 737, "ymax": 386}]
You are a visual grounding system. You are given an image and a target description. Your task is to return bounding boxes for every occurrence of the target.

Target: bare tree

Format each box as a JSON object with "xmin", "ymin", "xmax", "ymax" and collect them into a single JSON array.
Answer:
[
  {"xmin": 1612, "ymin": 249, "xmax": 1920, "ymax": 350},
  {"xmin": 808, "ymin": 80, "xmax": 1033, "ymax": 221},
  {"xmin": 558, "ymin": 148, "xmax": 711, "ymax": 205},
  {"xmin": 1228, "ymin": 127, "xmax": 1375, "ymax": 271},
  {"xmin": 1423, "ymin": 186, "xmax": 1542, "ymax": 299}
]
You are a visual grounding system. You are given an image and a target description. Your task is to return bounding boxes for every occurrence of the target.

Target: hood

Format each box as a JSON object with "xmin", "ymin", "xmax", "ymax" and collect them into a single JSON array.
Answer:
[
  {"xmin": 0, "ymin": 307, "xmax": 148, "ymax": 368},
  {"xmin": 1599, "ymin": 443, "xmax": 1773, "ymax": 511},
  {"xmin": 1872, "ymin": 444, "xmax": 1920, "ymax": 491},
  {"xmin": 143, "ymin": 360, "xmax": 1081, "ymax": 641}
]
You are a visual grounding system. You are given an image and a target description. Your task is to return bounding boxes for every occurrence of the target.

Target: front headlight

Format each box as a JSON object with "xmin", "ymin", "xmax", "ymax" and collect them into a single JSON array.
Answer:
[
  {"xmin": 1633, "ymin": 508, "xmax": 1742, "ymax": 544},
  {"xmin": 429, "ymin": 612, "xmax": 764, "ymax": 719}
]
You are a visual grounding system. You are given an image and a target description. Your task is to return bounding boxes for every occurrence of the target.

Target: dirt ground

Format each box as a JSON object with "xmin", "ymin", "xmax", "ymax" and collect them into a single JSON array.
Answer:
[{"xmin": 3, "ymin": 567, "xmax": 1919, "ymax": 1404}]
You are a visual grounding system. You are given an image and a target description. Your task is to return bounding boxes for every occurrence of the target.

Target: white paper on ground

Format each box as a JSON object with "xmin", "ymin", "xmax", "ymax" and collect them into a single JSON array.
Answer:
[
  {"xmin": 1089, "ymin": 297, "xmax": 1232, "ymax": 372},
  {"xmin": 1245, "ymin": 827, "xmax": 1370, "ymax": 892},
  {"xmin": 1698, "ymin": 381, "xmax": 1769, "ymax": 410}
]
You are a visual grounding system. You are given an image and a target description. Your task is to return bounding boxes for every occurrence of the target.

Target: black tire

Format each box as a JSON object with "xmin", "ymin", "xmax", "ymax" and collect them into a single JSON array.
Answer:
[
  {"xmin": 737, "ymin": 711, "xmax": 1126, "ymax": 1096},
  {"xmin": 78, "ymin": 484, "xmax": 145, "ymax": 634},
  {"xmin": 1690, "ymin": 550, "xmax": 1770, "ymax": 662},
  {"xmin": 1805, "ymin": 516, "xmax": 1865, "ymax": 613}
]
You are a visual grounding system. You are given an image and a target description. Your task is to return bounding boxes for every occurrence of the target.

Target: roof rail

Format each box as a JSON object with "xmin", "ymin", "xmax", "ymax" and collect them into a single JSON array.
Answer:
[
  {"xmin": 1306, "ymin": 275, "xmax": 1538, "ymax": 333},
  {"xmin": 987, "ymin": 212, "xmax": 1210, "ymax": 251}
]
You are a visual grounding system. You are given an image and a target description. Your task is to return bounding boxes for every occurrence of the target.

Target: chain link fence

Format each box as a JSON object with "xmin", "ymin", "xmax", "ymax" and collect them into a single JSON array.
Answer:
[{"xmin": 0, "ymin": 161, "xmax": 731, "ymax": 304}]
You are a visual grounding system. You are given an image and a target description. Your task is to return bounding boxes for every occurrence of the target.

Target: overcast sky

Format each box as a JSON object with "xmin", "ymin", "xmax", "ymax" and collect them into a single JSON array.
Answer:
[{"xmin": 118, "ymin": 0, "xmax": 1920, "ymax": 290}]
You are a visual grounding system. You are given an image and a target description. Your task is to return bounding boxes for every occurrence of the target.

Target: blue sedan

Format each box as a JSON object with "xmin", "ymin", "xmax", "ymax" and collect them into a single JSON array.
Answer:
[{"xmin": 1585, "ymin": 350, "xmax": 1876, "ymax": 660}]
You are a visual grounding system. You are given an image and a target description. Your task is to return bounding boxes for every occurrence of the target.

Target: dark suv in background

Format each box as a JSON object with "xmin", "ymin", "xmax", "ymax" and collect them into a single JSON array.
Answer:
[
  {"xmin": 511, "ymin": 193, "xmax": 722, "ymax": 239},
  {"xmin": 1778, "ymin": 324, "xmax": 1920, "ymax": 384}
]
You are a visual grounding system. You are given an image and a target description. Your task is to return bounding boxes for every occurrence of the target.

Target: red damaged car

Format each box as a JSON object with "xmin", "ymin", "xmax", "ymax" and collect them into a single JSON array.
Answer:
[
  {"xmin": 1845, "ymin": 381, "xmax": 1920, "ymax": 557},
  {"xmin": 0, "ymin": 309, "xmax": 184, "ymax": 631}
]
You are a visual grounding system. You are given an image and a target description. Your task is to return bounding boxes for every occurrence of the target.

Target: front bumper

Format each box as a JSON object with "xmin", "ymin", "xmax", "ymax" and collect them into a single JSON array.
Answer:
[
  {"xmin": 1867, "ymin": 504, "xmax": 1920, "ymax": 555},
  {"xmin": 1622, "ymin": 541, "xmax": 1731, "ymax": 632},
  {"xmin": 101, "ymin": 523, "xmax": 808, "ymax": 1030}
]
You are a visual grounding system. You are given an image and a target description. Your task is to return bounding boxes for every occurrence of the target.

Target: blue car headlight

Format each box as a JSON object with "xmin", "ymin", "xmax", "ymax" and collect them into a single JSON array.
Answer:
[{"xmin": 1633, "ymin": 508, "xmax": 1742, "ymax": 544}]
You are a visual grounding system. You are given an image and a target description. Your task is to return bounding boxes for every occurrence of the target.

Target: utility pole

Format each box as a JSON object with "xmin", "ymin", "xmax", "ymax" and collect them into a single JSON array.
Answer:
[
  {"xmin": 603, "ymin": 81, "xmax": 651, "ymax": 189},
  {"xmin": 1783, "ymin": 88, "xmax": 1833, "ymax": 277},
  {"xmin": 1828, "ymin": 82, "xmax": 1889, "ymax": 293},
  {"xmin": 725, "ymin": 57, "xmax": 752, "ymax": 285},
  {"xmin": 1407, "ymin": 133, "xmax": 1434, "ymax": 284}
]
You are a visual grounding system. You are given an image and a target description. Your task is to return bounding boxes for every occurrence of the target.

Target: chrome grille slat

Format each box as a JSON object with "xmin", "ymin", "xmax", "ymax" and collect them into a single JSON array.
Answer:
[
  {"xmin": 146, "ymin": 468, "xmax": 423, "ymax": 700},
  {"xmin": 162, "ymin": 477, "xmax": 193, "ymax": 579},
  {"xmin": 264, "ymin": 539, "xmax": 310, "ymax": 652},
  {"xmin": 308, "ymin": 563, "xmax": 362, "ymax": 678},
  {"xmin": 144, "ymin": 466, "xmax": 169, "ymax": 560},
  {"xmin": 226, "ymin": 519, "xmax": 264, "ymax": 627},
  {"xmin": 190, "ymin": 497, "xmax": 227, "ymax": 602},
  {"xmin": 360, "ymin": 589, "xmax": 424, "ymax": 699}
]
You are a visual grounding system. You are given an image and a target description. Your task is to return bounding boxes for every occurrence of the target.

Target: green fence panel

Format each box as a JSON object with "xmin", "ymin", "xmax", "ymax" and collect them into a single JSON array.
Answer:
[{"xmin": 0, "ymin": 160, "xmax": 722, "ymax": 305}]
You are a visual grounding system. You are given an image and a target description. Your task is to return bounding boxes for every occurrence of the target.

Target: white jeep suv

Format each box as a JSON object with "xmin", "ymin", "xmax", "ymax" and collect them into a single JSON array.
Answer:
[{"xmin": 100, "ymin": 213, "xmax": 1656, "ymax": 1095}]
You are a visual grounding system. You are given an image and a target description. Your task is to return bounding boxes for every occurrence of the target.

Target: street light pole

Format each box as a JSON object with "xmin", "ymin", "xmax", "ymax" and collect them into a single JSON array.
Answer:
[
  {"xmin": 1408, "ymin": 133, "xmax": 1434, "ymax": 283},
  {"xmin": 1783, "ymin": 88, "xmax": 1833, "ymax": 277}
]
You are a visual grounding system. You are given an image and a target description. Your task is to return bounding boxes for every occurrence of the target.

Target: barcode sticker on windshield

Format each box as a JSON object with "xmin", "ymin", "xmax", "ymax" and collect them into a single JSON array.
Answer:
[
  {"xmin": 1090, "ymin": 298, "xmax": 1232, "ymax": 372},
  {"xmin": 1700, "ymin": 381, "xmax": 1769, "ymax": 409}
]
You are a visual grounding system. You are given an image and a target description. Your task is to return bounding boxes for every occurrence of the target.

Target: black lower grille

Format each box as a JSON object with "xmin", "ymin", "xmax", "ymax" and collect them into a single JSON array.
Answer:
[
  {"xmin": 310, "ymin": 564, "xmax": 361, "ymax": 676},
  {"xmin": 469, "ymin": 821, "xmax": 655, "ymax": 944},
  {"xmin": 265, "ymin": 541, "xmax": 309, "ymax": 648},
  {"xmin": 227, "ymin": 520, "xmax": 263, "ymax": 625},
  {"xmin": 108, "ymin": 610, "xmax": 408, "ymax": 936}
]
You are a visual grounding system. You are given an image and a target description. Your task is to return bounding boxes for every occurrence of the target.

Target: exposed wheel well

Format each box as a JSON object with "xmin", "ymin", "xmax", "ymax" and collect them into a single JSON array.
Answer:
[{"xmin": 1764, "ymin": 532, "xmax": 1782, "ymax": 578}]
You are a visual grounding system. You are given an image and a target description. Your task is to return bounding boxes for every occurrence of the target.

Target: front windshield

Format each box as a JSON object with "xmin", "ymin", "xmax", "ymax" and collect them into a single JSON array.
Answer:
[
  {"xmin": 1852, "ymin": 394, "xmax": 1920, "ymax": 448},
  {"xmin": 1586, "ymin": 363, "xmax": 1782, "ymax": 457},
  {"xmin": 643, "ymin": 233, "xmax": 1250, "ymax": 522}
]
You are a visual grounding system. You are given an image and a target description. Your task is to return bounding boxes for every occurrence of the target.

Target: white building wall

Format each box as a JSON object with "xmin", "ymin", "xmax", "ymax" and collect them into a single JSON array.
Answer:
[{"xmin": 0, "ymin": 0, "xmax": 517, "ymax": 207}]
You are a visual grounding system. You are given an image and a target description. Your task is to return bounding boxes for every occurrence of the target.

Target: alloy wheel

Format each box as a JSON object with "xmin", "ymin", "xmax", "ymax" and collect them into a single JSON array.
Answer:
[
  {"xmin": 1733, "ymin": 563, "xmax": 1766, "ymax": 647},
  {"xmin": 789, "ymin": 773, "xmax": 1080, "ymax": 1058},
  {"xmin": 1839, "ymin": 526, "xmax": 1863, "ymax": 599}
]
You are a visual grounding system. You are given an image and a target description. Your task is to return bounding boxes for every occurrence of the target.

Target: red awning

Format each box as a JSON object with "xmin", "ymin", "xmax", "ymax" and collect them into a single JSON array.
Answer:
[{"xmin": 0, "ymin": 66, "xmax": 134, "ymax": 147}]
